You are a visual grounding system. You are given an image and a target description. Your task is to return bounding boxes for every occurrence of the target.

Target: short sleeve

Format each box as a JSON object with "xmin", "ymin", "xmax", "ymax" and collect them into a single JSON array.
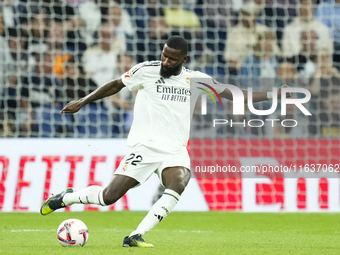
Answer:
[
  {"xmin": 121, "ymin": 62, "xmax": 148, "ymax": 91},
  {"xmin": 193, "ymin": 71, "xmax": 225, "ymax": 94}
]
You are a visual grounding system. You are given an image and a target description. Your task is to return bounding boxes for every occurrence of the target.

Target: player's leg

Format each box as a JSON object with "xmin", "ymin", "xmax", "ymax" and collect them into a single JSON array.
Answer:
[
  {"xmin": 40, "ymin": 175, "xmax": 138, "ymax": 215},
  {"xmin": 127, "ymin": 166, "xmax": 190, "ymax": 238},
  {"xmin": 161, "ymin": 166, "xmax": 191, "ymax": 194},
  {"xmin": 64, "ymin": 174, "xmax": 139, "ymax": 206}
]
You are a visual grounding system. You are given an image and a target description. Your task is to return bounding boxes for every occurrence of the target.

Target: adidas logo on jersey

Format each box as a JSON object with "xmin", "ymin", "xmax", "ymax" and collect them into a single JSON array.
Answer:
[{"xmin": 155, "ymin": 77, "xmax": 166, "ymax": 84}]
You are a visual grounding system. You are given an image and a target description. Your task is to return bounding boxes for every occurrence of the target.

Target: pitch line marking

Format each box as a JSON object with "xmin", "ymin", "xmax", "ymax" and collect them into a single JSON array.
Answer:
[{"xmin": 11, "ymin": 229, "xmax": 55, "ymax": 232}]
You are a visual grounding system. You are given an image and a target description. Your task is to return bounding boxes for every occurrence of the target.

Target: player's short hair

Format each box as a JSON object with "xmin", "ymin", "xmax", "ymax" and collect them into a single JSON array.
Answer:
[{"xmin": 165, "ymin": 36, "xmax": 188, "ymax": 55}]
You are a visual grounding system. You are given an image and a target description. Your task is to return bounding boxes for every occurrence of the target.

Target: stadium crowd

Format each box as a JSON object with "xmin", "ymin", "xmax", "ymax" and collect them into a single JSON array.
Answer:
[{"xmin": 0, "ymin": 0, "xmax": 339, "ymax": 139}]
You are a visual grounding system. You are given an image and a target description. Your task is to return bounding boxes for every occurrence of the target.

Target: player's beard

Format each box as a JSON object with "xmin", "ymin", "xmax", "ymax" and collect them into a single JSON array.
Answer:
[{"xmin": 160, "ymin": 64, "xmax": 181, "ymax": 78}]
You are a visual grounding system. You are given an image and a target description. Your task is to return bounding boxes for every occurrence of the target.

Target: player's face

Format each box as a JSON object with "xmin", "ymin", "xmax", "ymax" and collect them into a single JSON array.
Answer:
[{"xmin": 160, "ymin": 44, "xmax": 188, "ymax": 78}]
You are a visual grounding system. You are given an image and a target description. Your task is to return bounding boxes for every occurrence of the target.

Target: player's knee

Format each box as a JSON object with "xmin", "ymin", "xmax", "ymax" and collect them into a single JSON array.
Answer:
[
  {"xmin": 163, "ymin": 167, "xmax": 190, "ymax": 195},
  {"xmin": 102, "ymin": 187, "xmax": 121, "ymax": 205},
  {"xmin": 165, "ymin": 175, "xmax": 189, "ymax": 195}
]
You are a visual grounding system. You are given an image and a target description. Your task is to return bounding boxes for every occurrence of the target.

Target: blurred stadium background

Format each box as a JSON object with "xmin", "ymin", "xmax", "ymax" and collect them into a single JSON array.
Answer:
[{"xmin": 0, "ymin": 0, "xmax": 340, "ymax": 213}]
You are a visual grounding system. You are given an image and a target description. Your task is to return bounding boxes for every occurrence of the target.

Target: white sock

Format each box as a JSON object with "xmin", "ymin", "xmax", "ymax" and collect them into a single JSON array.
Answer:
[
  {"xmin": 129, "ymin": 189, "xmax": 180, "ymax": 237},
  {"xmin": 63, "ymin": 185, "xmax": 106, "ymax": 206}
]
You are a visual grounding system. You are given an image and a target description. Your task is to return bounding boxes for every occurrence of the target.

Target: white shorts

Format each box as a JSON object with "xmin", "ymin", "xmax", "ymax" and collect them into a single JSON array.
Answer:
[{"xmin": 114, "ymin": 144, "xmax": 190, "ymax": 185}]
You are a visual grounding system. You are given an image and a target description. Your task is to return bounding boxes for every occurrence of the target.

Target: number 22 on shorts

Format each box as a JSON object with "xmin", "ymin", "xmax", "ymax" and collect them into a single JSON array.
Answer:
[{"xmin": 123, "ymin": 153, "xmax": 143, "ymax": 171}]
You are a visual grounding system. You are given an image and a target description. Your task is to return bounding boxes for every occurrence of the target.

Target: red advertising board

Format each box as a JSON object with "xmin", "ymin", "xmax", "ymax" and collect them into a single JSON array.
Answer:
[{"xmin": 191, "ymin": 139, "xmax": 340, "ymax": 211}]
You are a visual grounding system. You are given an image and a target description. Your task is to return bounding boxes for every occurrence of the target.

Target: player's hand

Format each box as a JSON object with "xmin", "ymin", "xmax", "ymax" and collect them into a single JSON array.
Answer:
[
  {"xmin": 278, "ymin": 84, "xmax": 292, "ymax": 99},
  {"xmin": 60, "ymin": 100, "xmax": 83, "ymax": 114}
]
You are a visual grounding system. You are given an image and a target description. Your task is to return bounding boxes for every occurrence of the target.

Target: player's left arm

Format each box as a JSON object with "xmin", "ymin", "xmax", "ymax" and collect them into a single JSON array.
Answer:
[{"xmin": 219, "ymin": 84, "xmax": 291, "ymax": 102}]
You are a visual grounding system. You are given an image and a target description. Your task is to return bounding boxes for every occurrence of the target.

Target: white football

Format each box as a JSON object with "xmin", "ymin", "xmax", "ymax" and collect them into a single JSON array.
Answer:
[{"xmin": 57, "ymin": 219, "xmax": 89, "ymax": 247}]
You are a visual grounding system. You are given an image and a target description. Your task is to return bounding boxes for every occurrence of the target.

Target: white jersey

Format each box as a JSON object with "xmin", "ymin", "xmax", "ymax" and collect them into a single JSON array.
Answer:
[{"xmin": 121, "ymin": 61, "xmax": 224, "ymax": 153}]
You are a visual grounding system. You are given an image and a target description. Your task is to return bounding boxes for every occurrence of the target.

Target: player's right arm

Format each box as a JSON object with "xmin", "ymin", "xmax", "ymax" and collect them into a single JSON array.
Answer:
[{"xmin": 60, "ymin": 78, "xmax": 125, "ymax": 114}]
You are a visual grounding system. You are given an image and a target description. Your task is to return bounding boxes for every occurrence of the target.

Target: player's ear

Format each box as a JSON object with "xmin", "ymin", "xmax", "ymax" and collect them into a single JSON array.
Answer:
[{"xmin": 183, "ymin": 55, "xmax": 189, "ymax": 63}]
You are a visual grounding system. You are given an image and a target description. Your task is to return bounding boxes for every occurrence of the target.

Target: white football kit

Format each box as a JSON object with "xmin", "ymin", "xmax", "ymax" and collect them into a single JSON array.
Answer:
[{"xmin": 114, "ymin": 61, "xmax": 224, "ymax": 184}]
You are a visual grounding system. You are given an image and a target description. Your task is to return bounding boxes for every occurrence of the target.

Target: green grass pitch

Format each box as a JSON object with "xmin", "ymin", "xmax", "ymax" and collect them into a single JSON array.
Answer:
[{"xmin": 1, "ymin": 211, "xmax": 340, "ymax": 254}]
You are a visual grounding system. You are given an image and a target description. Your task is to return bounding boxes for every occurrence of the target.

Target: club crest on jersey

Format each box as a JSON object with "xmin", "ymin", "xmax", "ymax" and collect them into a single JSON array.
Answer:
[
  {"xmin": 122, "ymin": 164, "xmax": 128, "ymax": 171},
  {"xmin": 186, "ymin": 77, "xmax": 190, "ymax": 85}
]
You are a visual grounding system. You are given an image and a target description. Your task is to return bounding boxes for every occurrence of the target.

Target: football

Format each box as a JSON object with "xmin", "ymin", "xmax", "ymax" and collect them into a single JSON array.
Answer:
[{"xmin": 57, "ymin": 219, "xmax": 89, "ymax": 247}]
